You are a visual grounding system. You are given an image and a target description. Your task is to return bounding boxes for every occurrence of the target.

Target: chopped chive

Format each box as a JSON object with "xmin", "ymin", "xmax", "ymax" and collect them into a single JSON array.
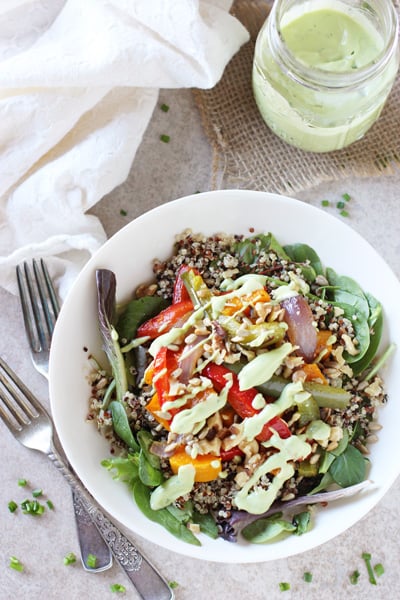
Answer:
[
  {"xmin": 160, "ymin": 134, "xmax": 170, "ymax": 143},
  {"xmin": 321, "ymin": 199, "xmax": 330, "ymax": 207},
  {"xmin": 21, "ymin": 499, "xmax": 45, "ymax": 515},
  {"xmin": 374, "ymin": 563, "xmax": 384, "ymax": 577},
  {"xmin": 169, "ymin": 581, "xmax": 179, "ymax": 589},
  {"xmin": 63, "ymin": 552, "xmax": 77, "ymax": 566},
  {"xmin": 303, "ymin": 571, "xmax": 313, "ymax": 583},
  {"xmin": 160, "ymin": 103, "xmax": 170, "ymax": 112},
  {"xmin": 8, "ymin": 500, "xmax": 18, "ymax": 513},
  {"xmin": 340, "ymin": 210, "xmax": 349, "ymax": 217},
  {"xmin": 119, "ymin": 209, "xmax": 127, "ymax": 216},
  {"xmin": 18, "ymin": 479, "xmax": 28, "ymax": 487},
  {"xmin": 32, "ymin": 488, "xmax": 43, "ymax": 498},
  {"xmin": 362, "ymin": 552, "xmax": 377, "ymax": 585},
  {"xmin": 9, "ymin": 556, "xmax": 24, "ymax": 572},
  {"xmin": 279, "ymin": 582, "xmax": 290, "ymax": 591},
  {"xmin": 46, "ymin": 500, "xmax": 54, "ymax": 510},
  {"xmin": 342, "ymin": 192, "xmax": 351, "ymax": 201},
  {"xmin": 86, "ymin": 553, "xmax": 97, "ymax": 568},
  {"xmin": 350, "ymin": 570, "xmax": 360, "ymax": 585},
  {"xmin": 110, "ymin": 584, "xmax": 126, "ymax": 593},
  {"xmin": 336, "ymin": 201, "xmax": 345, "ymax": 209}
]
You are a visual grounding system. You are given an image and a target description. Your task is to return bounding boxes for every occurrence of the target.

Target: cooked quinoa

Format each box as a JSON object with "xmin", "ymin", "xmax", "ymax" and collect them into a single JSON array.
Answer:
[{"xmin": 88, "ymin": 229, "xmax": 387, "ymax": 536}]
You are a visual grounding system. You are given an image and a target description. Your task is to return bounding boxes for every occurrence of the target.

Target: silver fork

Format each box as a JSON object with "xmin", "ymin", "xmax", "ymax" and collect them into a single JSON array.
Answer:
[
  {"xmin": 16, "ymin": 259, "xmax": 112, "ymax": 573},
  {"xmin": 0, "ymin": 357, "xmax": 174, "ymax": 600},
  {"xmin": 14, "ymin": 261, "xmax": 174, "ymax": 599}
]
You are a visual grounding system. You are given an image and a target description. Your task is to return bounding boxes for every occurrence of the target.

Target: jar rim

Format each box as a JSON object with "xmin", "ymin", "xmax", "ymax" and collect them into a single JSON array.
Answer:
[{"xmin": 269, "ymin": 0, "xmax": 399, "ymax": 90}]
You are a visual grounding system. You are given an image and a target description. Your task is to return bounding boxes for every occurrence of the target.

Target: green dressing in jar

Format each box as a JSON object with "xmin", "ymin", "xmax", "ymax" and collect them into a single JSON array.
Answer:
[{"xmin": 252, "ymin": 0, "xmax": 399, "ymax": 152}]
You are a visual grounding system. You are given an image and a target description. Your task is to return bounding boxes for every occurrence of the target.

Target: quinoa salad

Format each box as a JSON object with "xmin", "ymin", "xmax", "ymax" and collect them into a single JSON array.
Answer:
[{"xmin": 87, "ymin": 229, "xmax": 391, "ymax": 545}]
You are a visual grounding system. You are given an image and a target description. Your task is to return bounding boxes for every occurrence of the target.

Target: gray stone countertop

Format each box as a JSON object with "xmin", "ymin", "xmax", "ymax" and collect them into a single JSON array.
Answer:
[{"xmin": 1, "ymin": 88, "xmax": 399, "ymax": 600}]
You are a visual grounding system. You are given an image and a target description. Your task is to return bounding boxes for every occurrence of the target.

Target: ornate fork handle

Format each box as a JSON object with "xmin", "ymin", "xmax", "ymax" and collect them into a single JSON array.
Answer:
[{"xmin": 48, "ymin": 448, "xmax": 174, "ymax": 600}]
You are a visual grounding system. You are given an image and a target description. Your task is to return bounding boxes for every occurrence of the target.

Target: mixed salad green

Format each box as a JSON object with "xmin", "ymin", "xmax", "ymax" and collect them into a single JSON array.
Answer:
[{"xmin": 89, "ymin": 231, "xmax": 392, "ymax": 545}]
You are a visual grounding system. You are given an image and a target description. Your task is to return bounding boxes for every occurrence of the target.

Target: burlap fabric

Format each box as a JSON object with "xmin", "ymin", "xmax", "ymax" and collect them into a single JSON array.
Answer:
[{"xmin": 194, "ymin": 1, "xmax": 400, "ymax": 194}]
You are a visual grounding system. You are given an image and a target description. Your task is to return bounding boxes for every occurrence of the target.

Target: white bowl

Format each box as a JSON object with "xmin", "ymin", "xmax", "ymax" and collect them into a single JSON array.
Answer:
[{"xmin": 49, "ymin": 190, "xmax": 400, "ymax": 563}]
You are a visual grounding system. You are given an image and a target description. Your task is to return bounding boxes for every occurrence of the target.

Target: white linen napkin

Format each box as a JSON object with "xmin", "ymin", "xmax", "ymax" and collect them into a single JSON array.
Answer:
[{"xmin": 0, "ymin": 0, "xmax": 249, "ymax": 300}]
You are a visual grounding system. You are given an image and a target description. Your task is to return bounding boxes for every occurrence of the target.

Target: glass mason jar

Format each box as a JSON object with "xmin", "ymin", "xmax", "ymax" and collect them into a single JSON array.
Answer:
[{"xmin": 252, "ymin": 0, "xmax": 400, "ymax": 152}]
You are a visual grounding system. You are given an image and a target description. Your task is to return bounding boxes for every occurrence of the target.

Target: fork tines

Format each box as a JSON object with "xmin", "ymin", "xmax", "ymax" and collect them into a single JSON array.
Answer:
[
  {"xmin": 0, "ymin": 356, "xmax": 40, "ymax": 431},
  {"xmin": 16, "ymin": 259, "xmax": 60, "ymax": 353}
]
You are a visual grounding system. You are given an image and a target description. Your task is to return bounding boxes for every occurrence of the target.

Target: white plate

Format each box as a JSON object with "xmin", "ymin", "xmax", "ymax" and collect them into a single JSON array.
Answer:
[{"xmin": 49, "ymin": 190, "xmax": 400, "ymax": 563}]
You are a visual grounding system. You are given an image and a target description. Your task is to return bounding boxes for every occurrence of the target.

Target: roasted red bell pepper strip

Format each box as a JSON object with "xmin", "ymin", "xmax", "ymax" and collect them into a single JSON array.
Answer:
[
  {"xmin": 172, "ymin": 265, "xmax": 200, "ymax": 304},
  {"xmin": 259, "ymin": 415, "xmax": 291, "ymax": 441},
  {"xmin": 202, "ymin": 363, "xmax": 291, "ymax": 442},
  {"xmin": 136, "ymin": 300, "xmax": 193, "ymax": 339},
  {"xmin": 202, "ymin": 363, "xmax": 259, "ymax": 418},
  {"xmin": 152, "ymin": 346, "xmax": 179, "ymax": 405},
  {"xmin": 220, "ymin": 447, "xmax": 244, "ymax": 462}
]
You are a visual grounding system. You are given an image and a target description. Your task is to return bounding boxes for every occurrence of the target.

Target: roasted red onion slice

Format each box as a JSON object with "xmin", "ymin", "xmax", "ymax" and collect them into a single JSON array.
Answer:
[
  {"xmin": 282, "ymin": 295, "xmax": 317, "ymax": 362},
  {"xmin": 178, "ymin": 335, "xmax": 208, "ymax": 383}
]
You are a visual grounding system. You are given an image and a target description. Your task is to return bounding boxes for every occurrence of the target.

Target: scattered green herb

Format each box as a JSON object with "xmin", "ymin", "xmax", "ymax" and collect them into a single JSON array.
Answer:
[
  {"xmin": 336, "ymin": 201, "xmax": 345, "ymax": 209},
  {"xmin": 303, "ymin": 571, "xmax": 313, "ymax": 583},
  {"xmin": 63, "ymin": 552, "xmax": 77, "ymax": 566},
  {"xmin": 160, "ymin": 103, "xmax": 170, "ymax": 112},
  {"xmin": 46, "ymin": 500, "xmax": 54, "ymax": 510},
  {"xmin": 110, "ymin": 583, "xmax": 126, "ymax": 593},
  {"xmin": 340, "ymin": 209, "xmax": 350, "ymax": 217},
  {"xmin": 8, "ymin": 500, "xmax": 18, "ymax": 513},
  {"xmin": 362, "ymin": 552, "xmax": 377, "ymax": 585},
  {"xmin": 86, "ymin": 553, "xmax": 97, "ymax": 568},
  {"xmin": 169, "ymin": 581, "xmax": 179, "ymax": 589},
  {"xmin": 321, "ymin": 199, "xmax": 330, "ymax": 207},
  {"xmin": 32, "ymin": 488, "xmax": 43, "ymax": 498},
  {"xmin": 120, "ymin": 209, "xmax": 127, "ymax": 216},
  {"xmin": 279, "ymin": 582, "xmax": 290, "ymax": 591},
  {"xmin": 374, "ymin": 563, "xmax": 384, "ymax": 577},
  {"xmin": 342, "ymin": 192, "xmax": 351, "ymax": 201},
  {"xmin": 9, "ymin": 556, "xmax": 24, "ymax": 572},
  {"xmin": 350, "ymin": 569, "xmax": 360, "ymax": 585},
  {"xmin": 160, "ymin": 134, "xmax": 170, "ymax": 143},
  {"xmin": 18, "ymin": 479, "xmax": 27, "ymax": 487},
  {"xmin": 20, "ymin": 499, "xmax": 45, "ymax": 516}
]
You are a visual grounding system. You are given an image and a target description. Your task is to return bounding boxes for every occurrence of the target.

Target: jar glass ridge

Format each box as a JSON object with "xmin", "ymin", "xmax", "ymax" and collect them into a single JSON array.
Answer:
[{"xmin": 252, "ymin": 0, "xmax": 400, "ymax": 152}]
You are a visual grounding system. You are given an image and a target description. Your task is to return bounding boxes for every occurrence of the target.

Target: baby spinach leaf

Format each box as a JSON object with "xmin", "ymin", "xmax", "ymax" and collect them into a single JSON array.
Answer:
[
  {"xmin": 318, "ymin": 450, "xmax": 336, "ymax": 475},
  {"xmin": 351, "ymin": 309, "xmax": 383, "ymax": 376},
  {"xmin": 365, "ymin": 293, "xmax": 382, "ymax": 328},
  {"xmin": 166, "ymin": 502, "xmax": 193, "ymax": 524},
  {"xmin": 325, "ymin": 268, "xmax": 369, "ymax": 318},
  {"xmin": 109, "ymin": 400, "xmax": 139, "ymax": 452},
  {"xmin": 138, "ymin": 452, "xmax": 164, "ymax": 487},
  {"xmin": 192, "ymin": 510, "xmax": 219, "ymax": 539},
  {"xmin": 137, "ymin": 430, "xmax": 161, "ymax": 469},
  {"xmin": 137, "ymin": 430, "xmax": 163, "ymax": 486},
  {"xmin": 234, "ymin": 232, "xmax": 291, "ymax": 266},
  {"xmin": 351, "ymin": 295, "xmax": 383, "ymax": 376},
  {"xmin": 117, "ymin": 295, "xmax": 169, "ymax": 341},
  {"xmin": 292, "ymin": 510, "xmax": 311, "ymax": 535},
  {"xmin": 284, "ymin": 243, "xmax": 324, "ymax": 277},
  {"xmin": 136, "ymin": 429, "xmax": 164, "ymax": 487},
  {"xmin": 242, "ymin": 512, "xmax": 296, "ymax": 543},
  {"xmin": 268, "ymin": 233, "xmax": 291, "ymax": 261},
  {"xmin": 133, "ymin": 481, "xmax": 201, "ymax": 546},
  {"xmin": 329, "ymin": 444, "xmax": 367, "ymax": 488},
  {"xmin": 308, "ymin": 471, "xmax": 334, "ymax": 495}
]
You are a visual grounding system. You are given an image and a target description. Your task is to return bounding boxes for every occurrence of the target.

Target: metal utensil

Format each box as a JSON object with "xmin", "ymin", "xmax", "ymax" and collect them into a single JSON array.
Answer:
[
  {"xmin": 16, "ymin": 259, "xmax": 112, "ymax": 572},
  {"xmin": 0, "ymin": 355, "xmax": 174, "ymax": 600}
]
